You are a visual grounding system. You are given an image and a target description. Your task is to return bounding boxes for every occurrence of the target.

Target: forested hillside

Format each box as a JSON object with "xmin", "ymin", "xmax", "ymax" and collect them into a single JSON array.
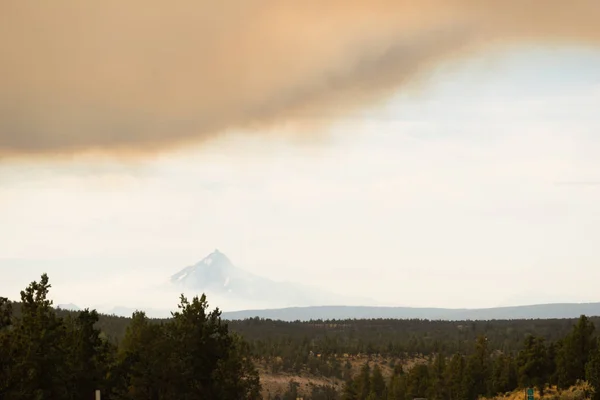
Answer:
[{"xmin": 2, "ymin": 275, "xmax": 600, "ymax": 400}]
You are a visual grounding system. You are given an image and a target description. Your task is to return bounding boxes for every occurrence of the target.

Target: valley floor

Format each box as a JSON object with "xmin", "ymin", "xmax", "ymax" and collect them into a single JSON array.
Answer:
[{"xmin": 257, "ymin": 355, "xmax": 428, "ymax": 398}]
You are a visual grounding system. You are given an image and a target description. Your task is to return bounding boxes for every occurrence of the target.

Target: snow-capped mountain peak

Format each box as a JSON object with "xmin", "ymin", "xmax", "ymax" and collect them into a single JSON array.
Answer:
[
  {"xmin": 170, "ymin": 250, "xmax": 247, "ymax": 291},
  {"xmin": 169, "ymin": 250, "xmax": 376, "ymax": 310}
]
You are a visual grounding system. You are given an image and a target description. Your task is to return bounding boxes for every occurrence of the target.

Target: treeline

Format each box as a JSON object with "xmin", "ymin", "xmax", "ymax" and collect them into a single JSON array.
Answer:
[
  {"xmin": 0, "ymin": 274, "xmax": 261, "ymax": 399},
  {"xmin": 231, "ymin": 317, "xmax": 597, "ymax": 356},
  {"xmin": 340, "ymin": 315, "xmax": 600, "ymax": 400},
  {"xmin": 31, "ymin": 307, "xmax": 594, "ymax": 357},
  {"xmin": 50, "ymin": 307, "xmax": 599, "ymax": 375},
  {"xmin": 228, "ymin": 317, "xmax": 600, "ymax": 378},
  {"xmin": 3, "ymin": 274, "xmax": 600, "ymax": 400},
  {"xmin": 41, "ymin": 310, "xmax": 599, "ymax": 384},
  {"xmin": 264, "ymin": 316, "xmax": 600, "ymax": 400}
]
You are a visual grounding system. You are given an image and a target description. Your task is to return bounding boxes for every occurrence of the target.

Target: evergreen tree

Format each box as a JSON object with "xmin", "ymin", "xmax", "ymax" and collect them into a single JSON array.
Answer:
[
  {"xmin": 5, "ymin": 273, "xmax": 600, "ymax": 400},
  {"xmin": 387, "ymin": 365, "xmax": 406, "ymax": 400},
  {"xmin": 546, "ymin": 341, "xmax": 558, "ymax": 386},
  {"xmin": 406, "ymin": 364, "xmax": 429, "ymax": 400},
  {"xmin": 0, "ymin": 275, "xmax": 261, "ymax": 400},
  {"xmin": 114, "ymin": 311, "xmax": 169, "ymax": 399},
  {"xmin": 0, "ymin": 297, "xmax": 10, "ymax": 329},
  {"xmin": 556, "ymin": 315, "xmax": 596, "ymax": 388},
  {"xmin": 445, "ymin": 353, "xmax": 465, "ymax": 400},
  {"xmin": 370, "ymin": 364, "xmax": 386, "ymax": 399},
  {"xmin": 0, "ymin": 297, "xmax": 13, "ymax": 397},
  {"xmin": 63, "ymin": 309, "xmax": 114, "ymax": 399},
  {"xmin": 428, "ymin": 354, "xmax": 447, "ymax": 400},
  {"xmin": 357, "ymin": 363, "xmax": 371, "ymax": 400},
  {"xmin": 517, "ymin": 335, "xmax": 549, "ymax": 395},
  {"xmin": 491, "ymin": 354, "xmax": 518, "ymax": 395},
  {"xmin": 163, "ymin": 294, "xmax": 261, "ymax": 399},
  {"xmin": 311, "ymin": 384, "xmax": 340, "ymax": 400},
  {"xmin": 342, "ymin": 375, "xmax": 358, "ymax": 400},
  {"xmin": 586, "ymin": 341, "xmax": 600, "ymax": 400},
  {"xmin": 7, "ymin": 274, "xmax": 69, "ymax": 399},
  {"xmin": 463, "ymin": 336, "xmax": 491, "ymax": 400}
]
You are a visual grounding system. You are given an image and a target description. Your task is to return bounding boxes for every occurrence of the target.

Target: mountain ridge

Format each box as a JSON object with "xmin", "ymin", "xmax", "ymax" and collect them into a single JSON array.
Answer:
[
  {"xmin": 220, "ymin": 302, "xmax": 600, "ymax": 321},
  {"xmin": 18, "ymin": 251, "xmax": 599, "ymax": 321}
]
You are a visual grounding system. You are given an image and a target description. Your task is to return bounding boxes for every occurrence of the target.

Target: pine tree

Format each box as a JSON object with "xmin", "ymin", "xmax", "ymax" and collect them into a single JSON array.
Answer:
[
  {"xmin": 517, "ymin": 335, "xmax": 549, "ymax": 395},
  {"xmin": 428, "ymin": 354, "xmax": 447, "ymax": 400},
  {"xmin": 63, "ymin": 309, "xmax": 114, "ymax": 399},
  {"xmin": 586, "ymin": 341, "xmax": 600, "ymax": 400},
  {"xmin": 0, "ymin": 297, "xmax": 13, "ymax": 397},
  {"xmin": 445, "ymin": 353, "xmax": 465, "ymax": 400},
  {"xmin": 114, "ymin": 311, "xmax": 170, "ymax": 399},
  {"xmin": 557, "ymin": 315, "xmax": 596, "ymax": 388},
  {"xmin": 111, "ymin": 294, "xmax": 261, "ymax": 400},
  {"xmin": 342, "ymin": 375, "xmax": 358, "ymax": 400},
  {"xmin": 546, "ymin": 341, "xmax": 558, "ymax": 386},
  {"xmin": 370, "ymin": 364, "xmax": 386, "ymax": 399},
  {"xmin": 406, "ymin": 364, "xmax": 429, "ymax": 400},
  {"xmin": 387, "ymin": 364, "xmax": 406, "ymax": 400},
  {"xmin": 463, "ymin": 336, "xmax": 491, "ymax": 400},
  {"xmin": 167, "ymin": 294, "xmax": 261, "ymax": 399},
  {"xmin": 8, "ymin": 274, "xmax": 69, "ymax": 399},
  {"xmin": 357, "ymin": 363, "xmax": 371, "ymax": 400}
]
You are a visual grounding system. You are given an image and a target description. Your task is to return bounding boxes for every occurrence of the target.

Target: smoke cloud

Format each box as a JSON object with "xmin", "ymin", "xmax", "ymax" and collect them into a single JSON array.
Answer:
[{"xmin": 1, "ymin": 0, "xmax": 600, "ymax": 157}]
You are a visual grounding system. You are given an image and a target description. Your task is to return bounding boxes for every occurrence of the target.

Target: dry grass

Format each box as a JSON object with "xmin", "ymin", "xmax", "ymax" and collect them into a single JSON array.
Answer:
[
  {"xmin": 259, "ymin": 357, "xmax": 596, "ymax": 400},
  {"xmin": 482, "ymin": 381, "xmax": 594, "ymax": 400},
  {"xmin": 256, "ymin": 354, "xmax": 429, "ymax": 398}
]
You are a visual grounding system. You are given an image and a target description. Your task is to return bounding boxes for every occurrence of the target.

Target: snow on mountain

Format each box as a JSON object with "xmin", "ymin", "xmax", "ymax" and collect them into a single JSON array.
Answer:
[
  {"xmin": 71, "ymin": 249, "xmax": 377, "ymax": 318},
  {"xmin": 169, "ymin": 249, "xmax": 375, "ymax": 310}
]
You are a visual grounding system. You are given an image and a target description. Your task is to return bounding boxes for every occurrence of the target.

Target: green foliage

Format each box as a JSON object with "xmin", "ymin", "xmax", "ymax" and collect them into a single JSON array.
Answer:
[
  {"xmin": 6, "ymin": 274, "xmax": 69, "ymax": 399},
  {"xmin": 406, "ymin": 364, "xmax": 430, "ymax": 400},
  {"xmin": 387, "ymin": 368, "xmax": 407, "ymax": 400},
  {"xmin": 0, "ymin": 275, "xmax": 260, "ymax": 400},
  {"xmin": 0, "ymin": 296, "xmax": 14, "ymax": 397},
  {"xmin": 445, "ymin": 353, "xmax": 466, "ymax": 400},
  {"xmin": 462, "ymin": 335, "xmax": 492, "ymax": 400},
  {"xmin": 586, "ymin": 341, "xmax": 600, "ymax": 400},
  {"xmin": 63, "ymin": 309, "xmax": 114, "ymax": 399},
  {"xmin": 428, "ymin": 354, "xmax": 447, "ymax": 400},
  {"xmin": 557, "ymin": 315, "xmax": 596, "ymax": 389},
  {"xmin": 3, "ymin": 275, "xmax": 600, "ymax": 399},
  {"xmin": 491, "ymin": 354, "xmax": 518, "ymax": 395},
  {"xmin": 342, "ymin": 375, "xmax": 359, "ymax": 400},
  {"xmin": 309, "ymin": 383, "xmax": 339, "ymax": 400},
  {"xmin": 517, "ymin": 335, "xmax": 551, "ymax": 394},
  {"xmin": 370, "ymin": 364, "xmax": 386, "ymax": 399},
  {"xmin": 337, "ymin": 321, "xmax": 598, "ymax": 400}
]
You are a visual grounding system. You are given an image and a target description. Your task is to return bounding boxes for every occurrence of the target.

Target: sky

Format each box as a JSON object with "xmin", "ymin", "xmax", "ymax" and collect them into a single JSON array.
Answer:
[
  {"xmin": 1, "ymin": 44, "xmax": 599, "ymax": 311},
  {"xmin": 2, "ymin": 1, "xmax": 600, "ymax": 312}
]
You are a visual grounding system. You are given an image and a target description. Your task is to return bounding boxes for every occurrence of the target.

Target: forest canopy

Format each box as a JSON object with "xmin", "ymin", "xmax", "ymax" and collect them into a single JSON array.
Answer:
[
  {"xmin": 2, "ymin": 274, "xmax": 600, "ymax": 400},
  {"xmin": 0, "ymin": 274, "xmax": 261, "ymax": 399}
]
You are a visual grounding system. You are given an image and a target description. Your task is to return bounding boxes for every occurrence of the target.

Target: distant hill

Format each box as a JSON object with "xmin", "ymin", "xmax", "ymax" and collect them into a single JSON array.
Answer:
[
  {"xmin": 15, "ymin": 250, "xmax": 600, "ymax": 321},
  {"xmin": 221, "ymin": 302, "xmax": 600, "ymax": 321}
]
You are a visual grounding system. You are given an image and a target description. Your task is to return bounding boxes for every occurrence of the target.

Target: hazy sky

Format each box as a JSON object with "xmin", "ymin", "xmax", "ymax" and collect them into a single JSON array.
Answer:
[{"xmin": 1, "ymin": 44, "xmax": 599, "ymax": 311}]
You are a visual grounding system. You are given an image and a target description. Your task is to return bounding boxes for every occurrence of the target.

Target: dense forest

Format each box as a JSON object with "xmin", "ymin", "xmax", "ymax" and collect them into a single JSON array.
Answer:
[
  {"xmin": 0, "ymin": 274, "xmax": 260, "ymax": 399},
  {"xmin": 2, "ymin": 274, "xmax": 600, "ymax": 400}
]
